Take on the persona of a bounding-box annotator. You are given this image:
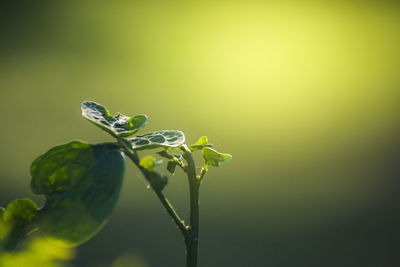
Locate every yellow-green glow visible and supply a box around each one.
[0,1,399,230]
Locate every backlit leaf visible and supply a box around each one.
[128,130,185,150]
[81,101,147,137]
[202,147,232,167]
[139,156,157,172]
[189,136,212,151]
[3,199,37,225]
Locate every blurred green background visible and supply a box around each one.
[1,1,399,266]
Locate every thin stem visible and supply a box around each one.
[153,190,190,241]
[182,146,201,267]
[118,139,191,241]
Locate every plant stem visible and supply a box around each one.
[118,139,190,241]
[120,139,201,267]
[183,147,200,267]
[153,190,191,241]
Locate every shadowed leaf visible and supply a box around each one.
[167,161,178,175]
[31,141,125,246]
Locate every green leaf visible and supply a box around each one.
[81,101,147,137]
[146,172,168,192]
[167,161,178,175]
[202,147,232,167]
[2,199,37,250]
[31,141,125,247]
[0,207,4,220]
[157,151,183,174]
[3,199,37,225]
[189,136,212,151]
[138,156,166,190]
[157,150,173,159]
[128,130,185,150]
[139,156,158,172]
[0,207,8,241]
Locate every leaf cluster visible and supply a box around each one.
[1,101,231,252]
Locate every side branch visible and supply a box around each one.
[118,139,191,242]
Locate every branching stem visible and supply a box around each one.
[118,139,191,242]
[120,139,201,267]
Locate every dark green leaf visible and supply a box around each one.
[31,141,125,247]
[128,130,185,150]
[202,147,232,167]
[157,151,183,174]
[2,199,37,225]
[157,150,173,159]
[189,136,212,151]
[81,101,147,137]
[0,207,9,242]
[167,161,178,175]
[146,172,168,191]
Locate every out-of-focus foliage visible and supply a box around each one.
[2,199,37,225]
[0,208,10,242]
[139,156,160,172]
[0,237,75,267]
[111,252,148,267]
[1,199,38,251]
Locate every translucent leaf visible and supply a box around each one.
[3,199,37,225]
[202,147,232,167]
[31,141,126,246]
[127,130,185,150]
[139,156,157,172]
[81,101,147,137]
[189,136,212,151]
[30,141,92,200]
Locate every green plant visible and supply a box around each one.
[0,101,231,267]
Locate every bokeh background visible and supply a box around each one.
[1,1,400,266]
